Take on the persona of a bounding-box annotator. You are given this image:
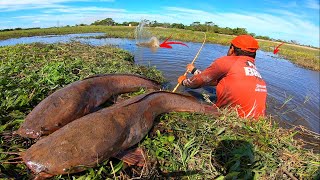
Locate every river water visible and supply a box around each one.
[0,33,319,133]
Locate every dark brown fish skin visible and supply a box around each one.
[17,74,160,138]
[22,91,219,178]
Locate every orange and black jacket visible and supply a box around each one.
[184,56,267,119]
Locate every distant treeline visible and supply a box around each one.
[0,18,315,48]
[89,18,306,46]
[91,18,255,36]
[0,27,41,32]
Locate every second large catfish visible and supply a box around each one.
[17,74,161,138]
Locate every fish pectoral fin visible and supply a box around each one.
[114,148,145,167]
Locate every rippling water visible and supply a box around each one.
[1,33,319,133]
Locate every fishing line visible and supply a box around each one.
[172,32,206,92]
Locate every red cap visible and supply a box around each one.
[231,35,259,52]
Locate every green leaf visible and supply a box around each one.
[215,175,225,180]
[168,135,175,142]
[216,127,226,136]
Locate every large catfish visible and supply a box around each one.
[17,74,161,138]
[136,36,160,48]
[21,91,219,179]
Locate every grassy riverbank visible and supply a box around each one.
[0,42,319,179]
[0,26,319,71]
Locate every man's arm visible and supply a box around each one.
[179,58,230,88]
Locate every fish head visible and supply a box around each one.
[16,121,43,139]
[16,116,60,139]
[21,151,55,179]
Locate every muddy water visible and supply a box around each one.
[0,33,319,133]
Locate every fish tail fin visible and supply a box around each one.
[115,148,145,167]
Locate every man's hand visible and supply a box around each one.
[178,75,187,85]
[186,64,195,73]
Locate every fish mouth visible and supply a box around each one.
[25,159,54,179]
[21,151,54,179]
[16,127,41,139]
[25,160,47,174]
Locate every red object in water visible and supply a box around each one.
[159,34,188,48]
[273,42,284,54]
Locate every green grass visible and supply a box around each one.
[141,111,319,179]
[0,25,319,71]
[0,42,164,179]
[0,42,319,179]
[0,26,135,40]
[0,42,164,116]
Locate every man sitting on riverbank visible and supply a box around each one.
[178,35,267,119]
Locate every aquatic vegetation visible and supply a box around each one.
[0,42,318,179]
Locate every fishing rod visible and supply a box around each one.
[172,32,206,92]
